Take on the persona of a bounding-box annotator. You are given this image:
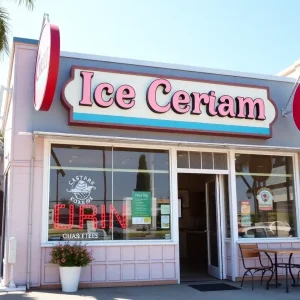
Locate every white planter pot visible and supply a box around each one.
[59,266,81,292]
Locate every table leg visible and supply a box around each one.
[289,253,297,287]
[265,252,281,288]
[286,266,289,293]
[275,253,278,287]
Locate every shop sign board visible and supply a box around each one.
[293,83,300,130]
[34,19,60,111]
[131,191,152,224]
[62,67,278,138]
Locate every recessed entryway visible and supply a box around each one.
[178,173,229,282]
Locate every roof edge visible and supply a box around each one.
[277,59,300,77]
[61,50,296,83]
[13,37,39,45]
[10,36,297,83]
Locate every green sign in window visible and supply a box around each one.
[132,191,152,224]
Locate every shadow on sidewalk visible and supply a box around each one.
[0,292,36,299]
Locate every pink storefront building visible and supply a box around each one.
[1,19,300,289]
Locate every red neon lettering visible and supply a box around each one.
[79,205,98,229]
[52,204,127,230]
[54,204,74,229]
[100,204,106,229]
[109,204,127,229]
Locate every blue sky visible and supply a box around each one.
[0,0,300,86]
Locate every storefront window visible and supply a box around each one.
[177,151,227,170]
[235,154,297,238]
[48,144,170,242]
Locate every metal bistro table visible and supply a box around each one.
[258,248,300,293]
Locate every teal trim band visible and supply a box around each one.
[73,112,270,135]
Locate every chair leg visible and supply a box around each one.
[286,266,289,293]
[266,269,274,290]
[261,270,266,285]
[249,271,254,290]
[241,271,248,287]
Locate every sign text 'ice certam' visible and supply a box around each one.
[62,67,278,138]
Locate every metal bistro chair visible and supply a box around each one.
[239,244,274,290]
[286,261,300,287]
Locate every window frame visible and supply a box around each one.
[232,150,300,243]
[42,139,176,246]
[41,140,300,247]
[176,149,230,174]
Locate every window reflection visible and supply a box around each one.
[48,145,171,242]
[236,154,297,238]
[177,151,189,168]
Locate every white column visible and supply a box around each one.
[170,147,180,283]
[293,154,300,238]
[229,150,239,281]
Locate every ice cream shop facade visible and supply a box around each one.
[2,20,300,289]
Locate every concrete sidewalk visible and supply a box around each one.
[1,281,300,300]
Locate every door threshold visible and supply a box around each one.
[180,280,220,285]
[180,277,220,283]
[180,279,227,285]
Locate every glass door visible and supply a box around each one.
[205,175,224,279]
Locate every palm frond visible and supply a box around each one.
[0,6,10,57]
[15,0,35,10]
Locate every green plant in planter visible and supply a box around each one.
[49,243,93,267]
